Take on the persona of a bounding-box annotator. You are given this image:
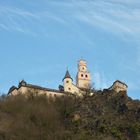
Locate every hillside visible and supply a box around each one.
[0,90,140,140]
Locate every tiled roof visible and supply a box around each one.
[113,80,128,87]
[25,83,67,94]
[8,82,68,95]
[109,80,128,90]
[8,86,17,94]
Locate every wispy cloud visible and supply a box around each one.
[51,0,140,42]
[93,71,110,89]
[0,5,68,36]
[0,5,38,35]
[71,1,140,40]
[104,0,140,5]
[0,23,9,30]
[0,0,140,40]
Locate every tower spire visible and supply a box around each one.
[63,70,73,81]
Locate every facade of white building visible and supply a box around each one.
[8,60,92,97]
[8,60,128,97]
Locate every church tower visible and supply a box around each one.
[76,60,91,89]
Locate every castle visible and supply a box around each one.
[8,60,128,97]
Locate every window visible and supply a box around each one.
[68,88,71,91]
[82,67,84,70]
[66,81,69,83]
[85,75,88,78]
[81,74,83,77]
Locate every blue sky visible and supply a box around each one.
[0,0,140,99]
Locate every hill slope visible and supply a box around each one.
[0,90,140,140]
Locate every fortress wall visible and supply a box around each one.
[10,89,18,95]
[111,81,127,93]
[11,86,65,97]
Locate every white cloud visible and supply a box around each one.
[0,5,39,35]
[0,23,9,30]
[93,71,109,89]
[0,5,67,35]
[72,1,140,40]
[50,0,140,41]
[104,0,140,5]
[0,0,140,40]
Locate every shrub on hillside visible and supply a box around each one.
[0,90,139,140]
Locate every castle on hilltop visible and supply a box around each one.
[8,60,128,97]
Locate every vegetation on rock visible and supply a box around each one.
[0,90,140,140]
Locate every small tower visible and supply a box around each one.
[76,60,91,89]
[63,70,73,92]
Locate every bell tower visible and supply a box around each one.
[76,60,91,89]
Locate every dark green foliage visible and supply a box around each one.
[0,90,140,140]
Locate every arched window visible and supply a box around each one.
[81,74,83,77]
[66,80,69,83]
[85,75,88,78]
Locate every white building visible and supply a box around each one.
[8,60,92,97]
[8,59,128,97]
[109,80,128,93]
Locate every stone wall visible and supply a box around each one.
[109,81,127,93]
[10,86,66,97]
